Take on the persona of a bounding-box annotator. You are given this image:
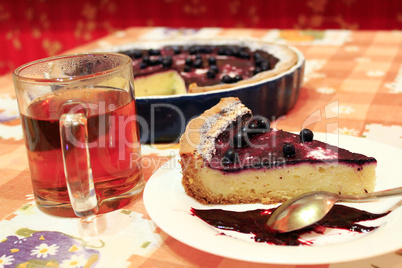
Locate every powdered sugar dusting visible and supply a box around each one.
[197,100,251,162]
[306,147,339,160]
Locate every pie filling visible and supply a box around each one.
[121,45,279,96]
[209,125,376,172]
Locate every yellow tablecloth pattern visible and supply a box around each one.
[0,27,401,267]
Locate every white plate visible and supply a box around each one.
[143,133,402,264]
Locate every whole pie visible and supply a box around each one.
[120,39,299,96]
[179,97,377,204]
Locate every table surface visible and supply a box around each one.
[0,27,401,267]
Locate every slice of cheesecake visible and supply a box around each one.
[179,97,377,204]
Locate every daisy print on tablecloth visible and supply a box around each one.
[331,105,355,115]
[0,229,99,267]
[0,254,15,268]
[316,86,336,94]
[60,254,87,268]
[334,127,360,136]
[366,70,385,77]
[30,243,59,258]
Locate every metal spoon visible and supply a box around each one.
[267,187,402,233]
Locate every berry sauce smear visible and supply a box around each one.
[191,204,389,246]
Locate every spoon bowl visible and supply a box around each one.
[267,186,402,233]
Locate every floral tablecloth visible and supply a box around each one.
[0,27,401,267]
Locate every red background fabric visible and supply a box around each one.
[0,0,401,75]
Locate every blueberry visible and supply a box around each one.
[218,47,233,56]
[185,57,193,66]
[222,148,238,165]
[231,47,240,56]
[195,54,202,60]
[253,67,262,75]
[162,56,173,68]
[194,58,203,68]
[200,46,212,54]
[183,65,191,72]
[142,56,150,64]
[129,49,143,59]
[239,51,250,59]
[260,61,270,71]
[171,46,181,54]
[300,129,314,142]
[248,121,259,130]
[206,69,216,79]
[257,118,270,130]
[233,131,247,148]
[225,48,234,56]
[189,46,198,54]
[149,56,163,66]
[139,62,147,69]
[240,125,248,133]
[208,56,217,65]
[254,58,265,66]
[217,48,226,55]
[209,65,219,73]
[247,118,269,135]
[283,143,295,156]
[221,75,234,83]
[148,49,161,56]
[234,75,243,82]
[254,52,263,61]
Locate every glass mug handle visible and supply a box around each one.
[59,105,98,217]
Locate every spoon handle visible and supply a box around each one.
[339,186,402,202]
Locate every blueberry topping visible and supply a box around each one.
[300,129,314,142]
[129,44,279,88]
[222,75,234,83]
[283,143,296,156]
[209,65,219,73]
[208,56,217,65]
[148,49,161,56]
[183,65,191,72]
[222,148,238,164]
[185,57,193,66]
[194,58,203,68]
[206,69,216,79]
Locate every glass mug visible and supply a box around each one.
[13,53,144,217]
